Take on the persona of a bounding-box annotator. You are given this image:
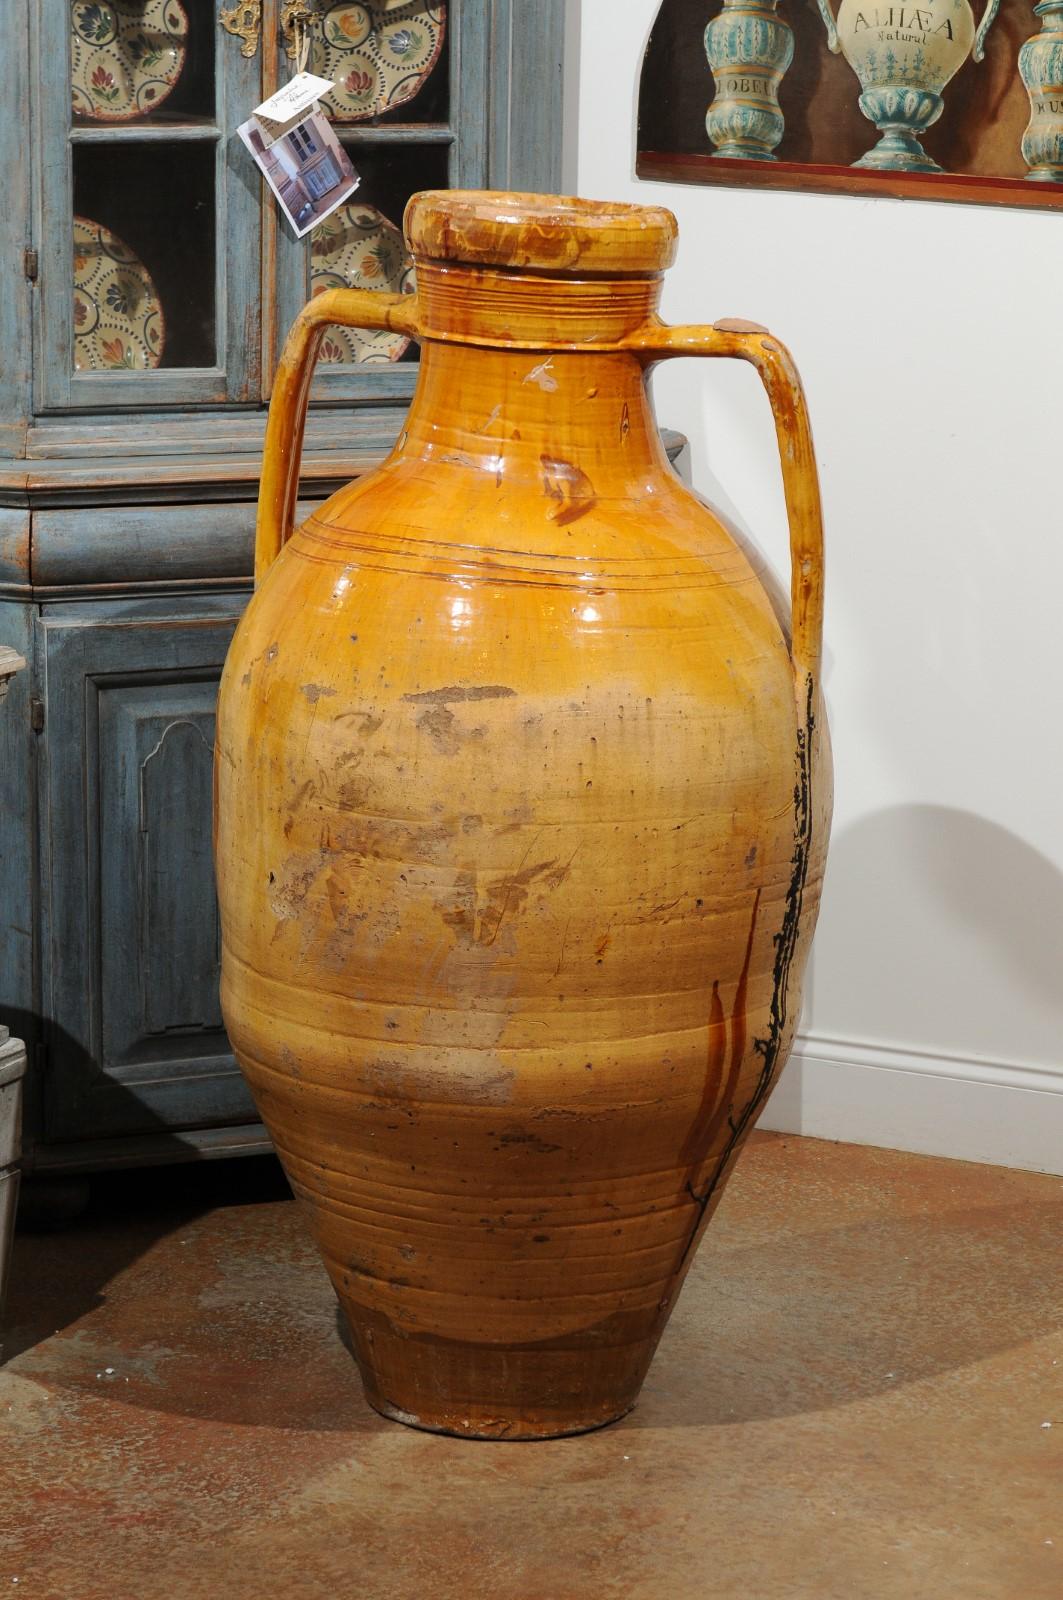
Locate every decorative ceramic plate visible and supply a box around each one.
[310,203,415,365]
[71,0,189,123]
[310,2,446,122]
[73,216,165,371]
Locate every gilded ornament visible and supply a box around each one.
[219,0,262,57]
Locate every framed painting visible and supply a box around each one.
[636,0,1063,209]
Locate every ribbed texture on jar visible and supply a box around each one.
[410,260,663,349]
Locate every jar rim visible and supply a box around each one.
[404,189,679,277]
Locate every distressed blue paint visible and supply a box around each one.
[0,605,36,1024]
[33,501,310,586]
[40,606,252,1142]
[485,0,565,190]
[0,513,30,590]
[0,603,40,1145]
[0,4,31,455]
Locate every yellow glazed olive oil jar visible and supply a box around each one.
[214,191,833,1440]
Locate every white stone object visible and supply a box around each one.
[0,647,25,704]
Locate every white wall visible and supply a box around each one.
[571,0,1063,1173]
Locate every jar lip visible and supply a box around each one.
[404,189,679,277]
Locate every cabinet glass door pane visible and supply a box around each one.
[310,142,449,374]
[73,142,217,370]
[270,0,488,402]
[38,0,261,409]
[71,0,215,124]
[309,1,449,125]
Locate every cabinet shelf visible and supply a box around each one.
[70,122,222,144]
[69,122,455,147]
[337,123,455,145]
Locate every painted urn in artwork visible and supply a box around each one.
[215,190,832,1439]
[1020,1,1063,181]
[817,0,1001,171]
[704,0,795,160]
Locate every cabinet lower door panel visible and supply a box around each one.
[42,607,256,1142]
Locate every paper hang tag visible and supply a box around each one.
[253,71,334,141]
[237,105,360,240]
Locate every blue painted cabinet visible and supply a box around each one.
[40,599,245,1147]
[0,2,565,1172]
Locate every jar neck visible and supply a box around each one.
[395,336,669,490]
[411,259,664,350]
[392,260,669,485]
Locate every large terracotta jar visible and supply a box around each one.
[215,191,832,1440]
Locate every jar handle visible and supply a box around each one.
[255,288,419,585]
[814,0,841,53]
[624,317,825,691]
[973,0,1001,61]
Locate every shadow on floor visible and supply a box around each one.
[5,1152,392,1435]
[636,1193,1063,1429]
[7,1153,290,1362]
[3,1004,273,1365]
[8,1147,1063,1435]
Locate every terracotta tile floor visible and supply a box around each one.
[2,1131,1060,1600]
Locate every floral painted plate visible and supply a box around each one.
[71,0,189,123]
[310,203,415,365]
[310,2,446,122]
[73,216,165,371]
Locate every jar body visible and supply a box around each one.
[836,0,975,92]
[216,319,831,1439]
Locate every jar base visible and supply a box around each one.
[342,1297,657,1441]
[711,145,779,162]
[365,1388,638,1441]
[854,149,942,174]
[1024,166,1063,182]
[854,128,942,174]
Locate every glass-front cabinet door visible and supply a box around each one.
[33,0,485,416]
[36,0,263,409]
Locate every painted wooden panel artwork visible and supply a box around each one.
[638,0,1063,208]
